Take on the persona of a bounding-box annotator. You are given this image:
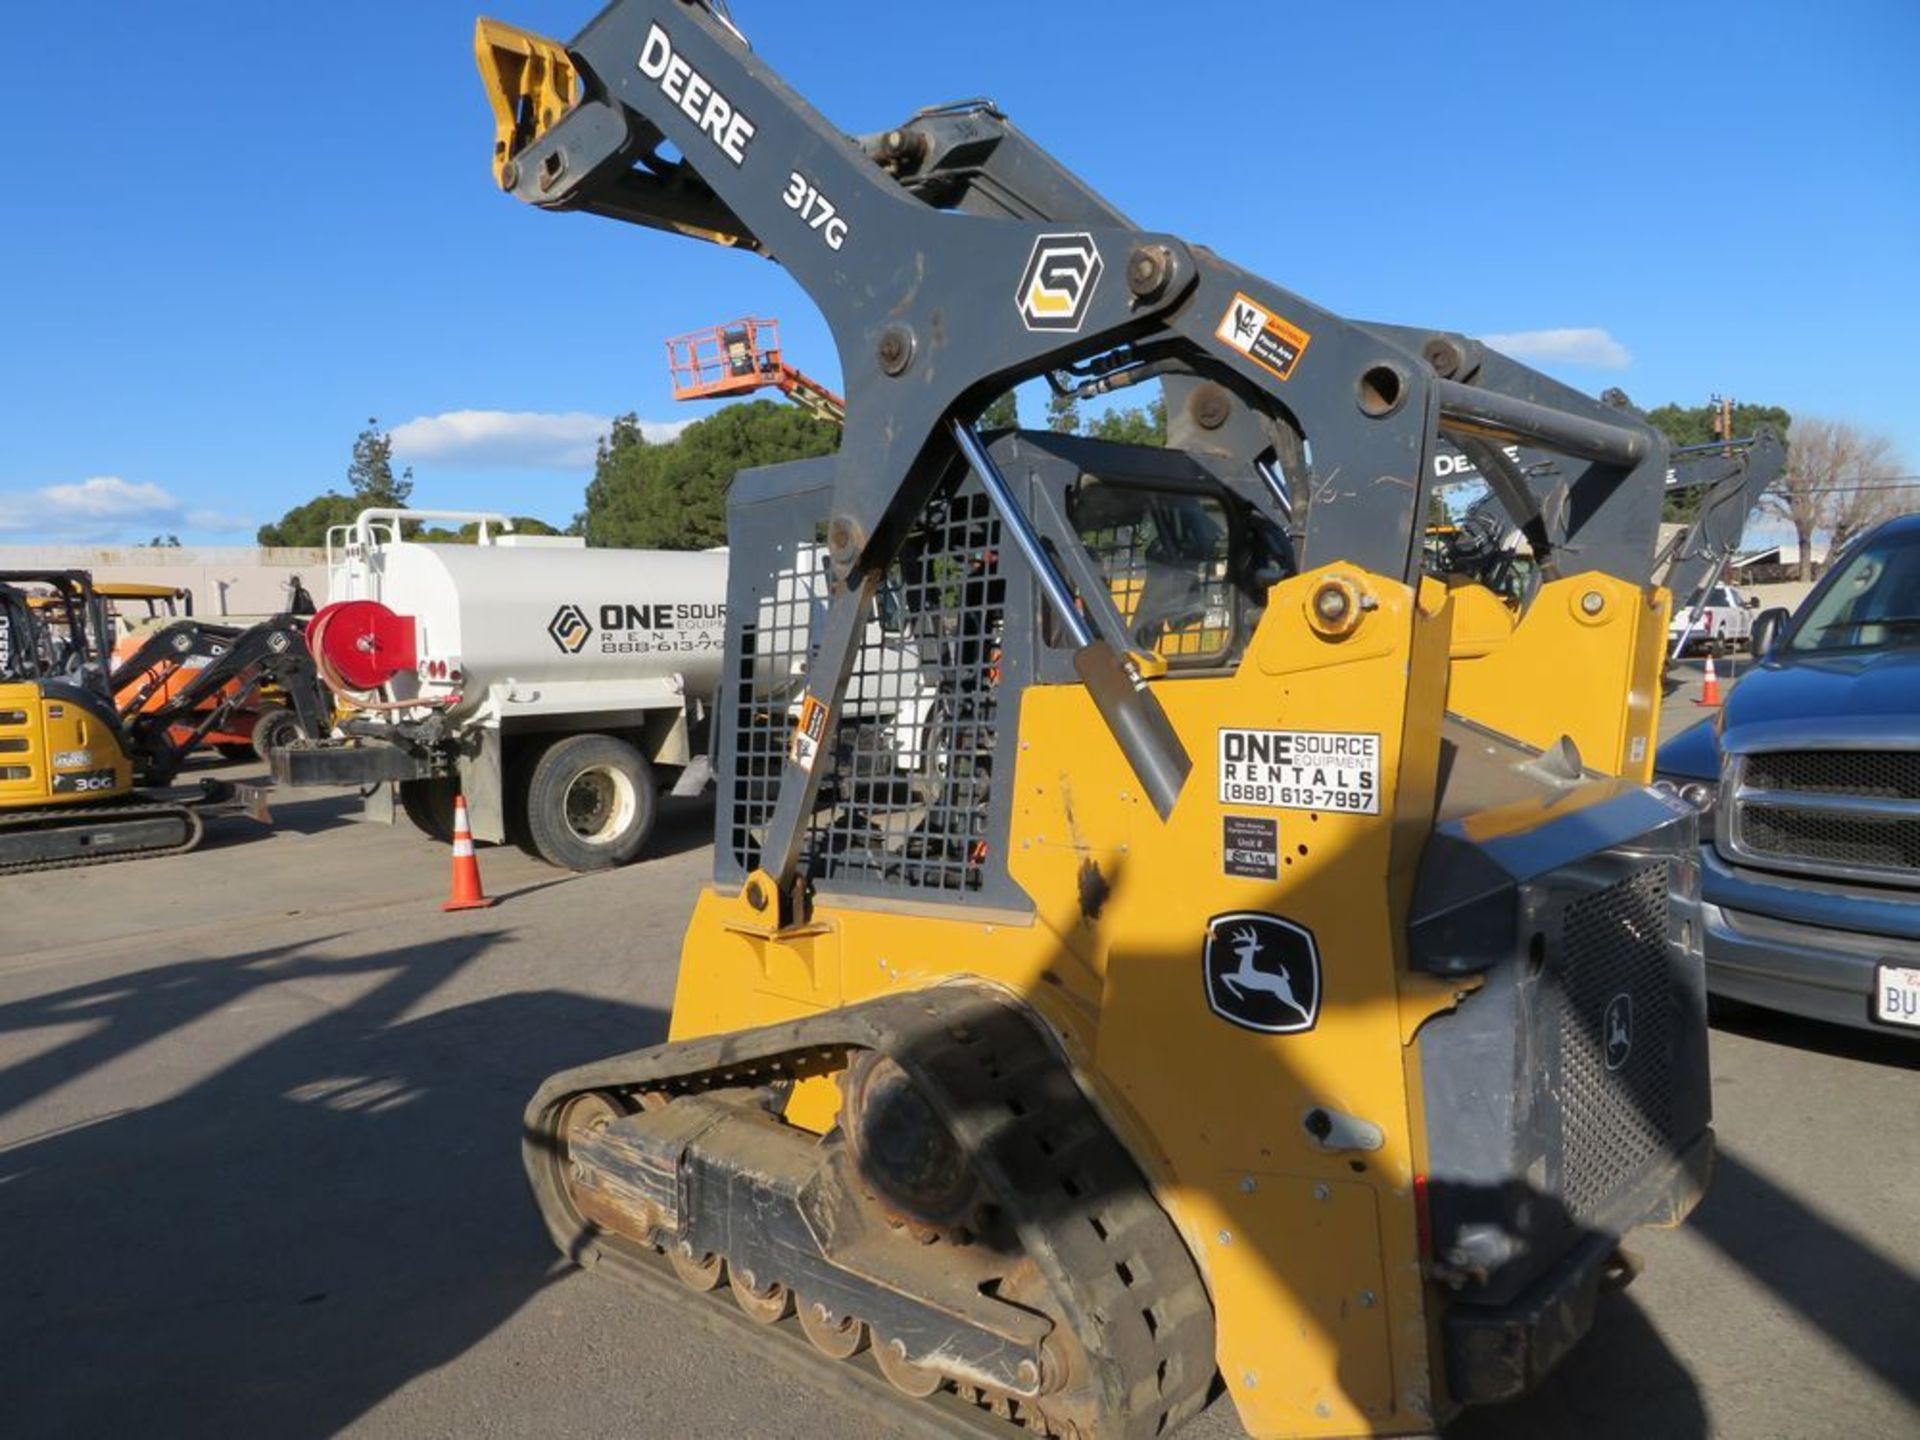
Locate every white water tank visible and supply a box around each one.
[322,511,726,719]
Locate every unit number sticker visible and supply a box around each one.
[1219,729,1381,814]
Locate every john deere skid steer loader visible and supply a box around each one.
[478,6,1711,1435]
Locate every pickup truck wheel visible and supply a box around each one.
[251,706,304,762]
[524,734,656,871]
[399,776,458,842]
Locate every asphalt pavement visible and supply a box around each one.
[1,686,1914,1440]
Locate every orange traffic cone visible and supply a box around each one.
[441,795,496,911]
[1696,652,1723,707]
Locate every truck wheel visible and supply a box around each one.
[524,734,656,871]
[251,706,304,762]
[399,776,458,842]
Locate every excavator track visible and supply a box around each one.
[524,984,1216,1439]
[0,800,203,875]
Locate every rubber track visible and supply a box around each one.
[0,801,203,876]
[524,984,1216,1439]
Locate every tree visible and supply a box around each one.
[1087,397,1167,447]
[414,517,563,543]
[1646,400,1793,522]
[1045,389,1081,435]
[1768,418,1907,580]
[257,493,363,548]
[346,417,413,509]
[258,417,416,547]
[140,534,182,548]
[979,391,1020,430]
[576,401,840,549]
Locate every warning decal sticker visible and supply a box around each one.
[1219,729,1381,814]
[1222,815,1279,880]
[1216,292,1311,382]
[790,695,830,772]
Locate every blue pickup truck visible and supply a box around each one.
[1656,513,1920,1036]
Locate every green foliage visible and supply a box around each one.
[413,517,563,544]
[1648,400,1792,522]
[979,391,1020,430]
[1646,401,1791,451]
[257,492,363,548]
[1040,391,1165,446]
[576,401,840,549]
[346,417,413,509]
[258,417,416,547]
[1086,397,1168,447]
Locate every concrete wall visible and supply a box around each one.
[0,545,327,617]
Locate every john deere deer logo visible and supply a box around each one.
[1203,911,1322,1034]
[1016,233,1103,332]
[1604,992,1633,1071]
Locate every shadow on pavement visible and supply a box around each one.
[1447,1291,1704,1438]
[0,932,669,1438]
[1689,1147,1920,1406]
[1711,999,1920,1071]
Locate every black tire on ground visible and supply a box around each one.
[251,705,304,762]
[522,733,656,872]
[399,775,458,842]
[216,743,256,763]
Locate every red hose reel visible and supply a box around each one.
[306,600,418,692]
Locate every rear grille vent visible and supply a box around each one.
[1744,749,1920,799]
[1556,863,1677,1222]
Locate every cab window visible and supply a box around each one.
[1069,478,1235,665]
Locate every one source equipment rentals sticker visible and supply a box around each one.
[1219,729,1381,814]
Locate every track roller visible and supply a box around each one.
[797,1297,867,1359]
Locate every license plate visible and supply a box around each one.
[1875,964,1920,1028]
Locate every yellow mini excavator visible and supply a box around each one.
[0,572,319,874]
[480,7,1717,1437]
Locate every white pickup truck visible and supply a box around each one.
[1669,581,1760,654]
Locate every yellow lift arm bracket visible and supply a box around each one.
[474,18,581,189]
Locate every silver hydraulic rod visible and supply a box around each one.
[1255,457,1294,524]
[948,419,1189,818]
[1670,550,1731,662]
[950,420,1094,648]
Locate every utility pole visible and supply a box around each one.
[1710,392,1735,456]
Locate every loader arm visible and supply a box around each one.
[478,1,1669,900]
[1658,426,1788,609]
[120,617,326,783]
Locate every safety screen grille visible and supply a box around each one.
[1745,749,1920,800]
[1555,863,1677,1222]
[725,490,1005,893]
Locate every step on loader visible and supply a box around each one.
[478,6,1712,1435]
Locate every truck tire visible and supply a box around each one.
[523,734,656,871]
[251,706,304,762]
[399,776,458,842]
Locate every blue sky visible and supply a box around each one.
[1,0,1914,544]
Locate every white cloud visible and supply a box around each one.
[1478,327,1631,370]
[389,409,688,471]
[38,476,177,520]
[0,476,252,543]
